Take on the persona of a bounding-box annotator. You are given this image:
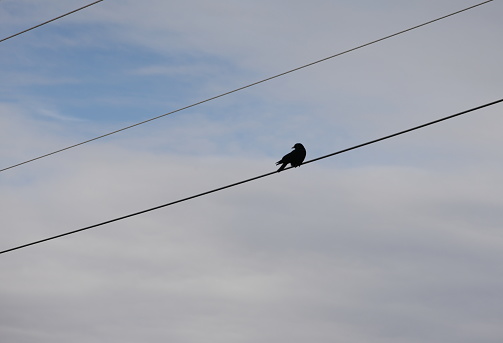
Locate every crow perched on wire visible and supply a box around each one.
[276,143,306,172]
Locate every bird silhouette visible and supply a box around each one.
[276,143,306,172]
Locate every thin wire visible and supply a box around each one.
[1,97,501,255]
[0,0,105,43]
[0,0,493,173]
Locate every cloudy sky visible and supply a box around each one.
[1,0,503,342]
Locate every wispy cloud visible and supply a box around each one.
[132,64,219,77]
[37,107,85,122]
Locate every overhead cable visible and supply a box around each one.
[0,0,105,43]
[0,0,494,173]
[1,97,501,255]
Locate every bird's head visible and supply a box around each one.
[292,143,304,150]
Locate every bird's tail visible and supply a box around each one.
[276,162,287,172]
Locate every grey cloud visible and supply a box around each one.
[1,1,503,342]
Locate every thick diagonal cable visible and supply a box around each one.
[0,0,493,173]
[0,0,105,43]
[1,97,501,255]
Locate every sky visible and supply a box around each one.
[1,0,503,342]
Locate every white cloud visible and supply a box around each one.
[1,1,503,342]
[132,64,218,77]
[2,135,503,342]
[37,107,85,122]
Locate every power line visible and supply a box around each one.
[0,0,493,173]
[0,0,105,43]
[1,97,501,256]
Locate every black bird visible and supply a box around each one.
[276,143,306,172]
